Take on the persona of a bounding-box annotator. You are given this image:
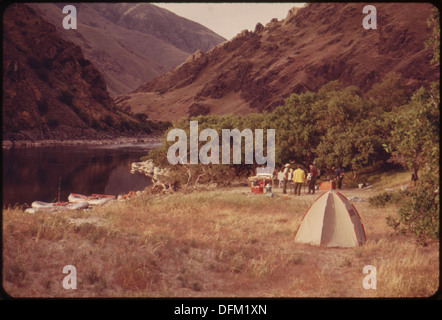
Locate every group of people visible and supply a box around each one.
[280,163,344,195]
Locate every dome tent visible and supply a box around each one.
[294,190,366,247]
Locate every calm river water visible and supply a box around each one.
[2,143,159,207]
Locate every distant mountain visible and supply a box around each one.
[2,4,140,141]
[29,3,226,96]
[115,3,439,121]
[88,3,225,54]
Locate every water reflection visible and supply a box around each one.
[2,144,156,207]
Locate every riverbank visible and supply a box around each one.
[2,178,439,298]
[3,141,159,207]
[2,134,162,149]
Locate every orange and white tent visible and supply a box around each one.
[294,190,366,247]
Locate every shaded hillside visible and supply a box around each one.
[2,4,140,141]
[29,3,226,96]
[89,3,225,54]
[116,3,439,121]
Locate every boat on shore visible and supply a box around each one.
[25,200,89,213]
[68,193,115,206]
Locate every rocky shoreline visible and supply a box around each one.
[2,134,163,149]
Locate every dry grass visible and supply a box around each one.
[2,182,439,298]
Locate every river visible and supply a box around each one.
[2,143,160,207]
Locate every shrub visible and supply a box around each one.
[387,187,439,241]
[35,68,49,82]
[135,112,148,122]
[26,56,52,82]
[147,120,172,132]
[393,168,439,239]
[138,122,152,134]
[37,99,49,115]
[384,164,439,242]
[71,106,90,126]
[369,189,412,207]
[78,58,91,67]
[370,192,395,207]
[120,119,138,131]
[47,118,59,127]
[91,119,101,130]
[103,115,115,127]
[14,19,26,28]
[58,90,74,106]
[26,57,42,69]
[42,58,53,70]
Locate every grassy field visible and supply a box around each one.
[2,173,439,298]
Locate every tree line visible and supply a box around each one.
[148,9,439,241]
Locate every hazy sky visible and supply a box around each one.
[154,3,306,40]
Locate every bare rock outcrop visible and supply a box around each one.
[131,160,173,193]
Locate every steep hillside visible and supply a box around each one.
[2,4,139,141]
[29,3,226,96]
[116,3,439,121]
[88,3,226,54]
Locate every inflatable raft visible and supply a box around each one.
[25,201,89,213]
[68,193,115,206]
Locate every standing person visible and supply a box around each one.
[333,166,344,189]
[308,164,318,194]
[293,165,306,196]
[411,169,418,187]
[282,163,291,194]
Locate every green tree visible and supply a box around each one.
[366,71,410,112]
[389,86,439,179]
[311,82,380,173]
[384,8,440,241]
[425,7,440,65]
[270,90,323,166]
[315,117,388,178]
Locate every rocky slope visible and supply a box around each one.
[116,3,439,121]
[2,4,140,141]
[29,3,226,96]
